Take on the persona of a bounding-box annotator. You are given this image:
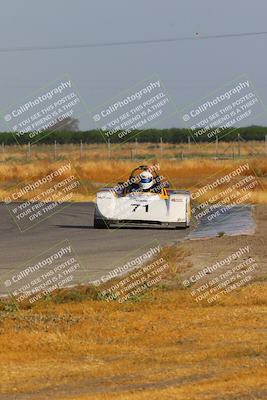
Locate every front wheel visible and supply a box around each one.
[93,212,109,228]
[174,221,188,229]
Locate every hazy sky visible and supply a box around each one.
[0,0,267,130]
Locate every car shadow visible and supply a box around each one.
[56,224,188,231]
[56,225,94,229]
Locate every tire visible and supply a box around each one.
[93,217,109,229]
[175,223,188,229]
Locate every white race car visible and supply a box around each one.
[94,165,191,229]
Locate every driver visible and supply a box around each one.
[139,171,154,191]
[129,170,168,193]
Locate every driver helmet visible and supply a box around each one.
[139,171,154,191]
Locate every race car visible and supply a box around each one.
[94,165,191,229]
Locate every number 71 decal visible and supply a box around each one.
[131,204,149,212]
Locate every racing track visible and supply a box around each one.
[0,202,189,293]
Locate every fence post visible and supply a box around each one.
[28,142,31,160]
[80,140,83,160]
[54,140,57,160]
[108,139,111,159]
[188,136,191,155]
[160,137,163,158]
[237,133,241,158]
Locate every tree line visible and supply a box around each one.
[0,126,266,144]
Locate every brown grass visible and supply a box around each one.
[1,283,267,399]
[0,143,267,204]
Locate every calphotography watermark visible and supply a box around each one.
[0,240,83,305]
[4,162,86,231]
[183,245,258,304]
[1,75,87,144]
[91,75,176,144]
[94,163,170,231]
[190,162,260,231]
[179,76,266,142]
[92,241,170,302]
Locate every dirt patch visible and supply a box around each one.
[179,204,267,286]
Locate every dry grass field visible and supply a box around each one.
[1,280,267,399]
[0,142,267,203]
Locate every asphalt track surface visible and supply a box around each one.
[0,202,190,294]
